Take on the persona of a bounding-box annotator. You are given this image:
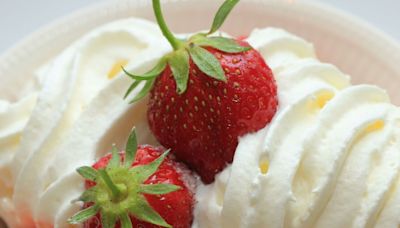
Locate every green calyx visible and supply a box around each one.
[68,128,180,228]
[124,0,250,103]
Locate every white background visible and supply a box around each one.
[0,0,399,53]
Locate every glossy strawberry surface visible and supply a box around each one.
[148,41,278,183]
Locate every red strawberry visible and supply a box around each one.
[68,129,195,228]
[147,43,277,183]
[124,0,278,183]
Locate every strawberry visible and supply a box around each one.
[147,44,277,183]
[68,129,195,228]
[124,0,278,183]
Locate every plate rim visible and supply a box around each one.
[1,0,399,61]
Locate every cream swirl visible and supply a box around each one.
[193,28,400,228]
[0,93,38,225]
[0,18,170,227]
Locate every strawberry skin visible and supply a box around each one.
[83,146,195,228]
[148,40,278,183]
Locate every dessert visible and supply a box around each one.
[0,0,400,227]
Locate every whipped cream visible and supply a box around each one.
[0,93,38,223]
[193,28,400,228]
[1,18,400,228]
[0,18,170,227]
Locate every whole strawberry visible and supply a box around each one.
[68,129,195,228]
[124,0,278,183]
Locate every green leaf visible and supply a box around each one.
[195,37,251,53]
[129,196,171,228]
[77,166,98,181]
[68,205,99,224]
[108,144,120,168]
[140,184,181,195]
[124,59,165,101]
[169,49,190,94]
[129,79,155,104]
[208,0,240,34]
[120,213,133,228]
[101,211,117,228]
[79,188,97,202]
[189,45,226,81]
[122,59,166,81]
[124,127,138,168]
[124,80,141,99]
[130,150,170,183]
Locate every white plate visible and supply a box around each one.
[1,0,400,104]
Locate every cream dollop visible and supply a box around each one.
[0,18,170,227]
[193,28,400,228]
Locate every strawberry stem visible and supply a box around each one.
[152,0,181,50]
[98,169,122,200]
